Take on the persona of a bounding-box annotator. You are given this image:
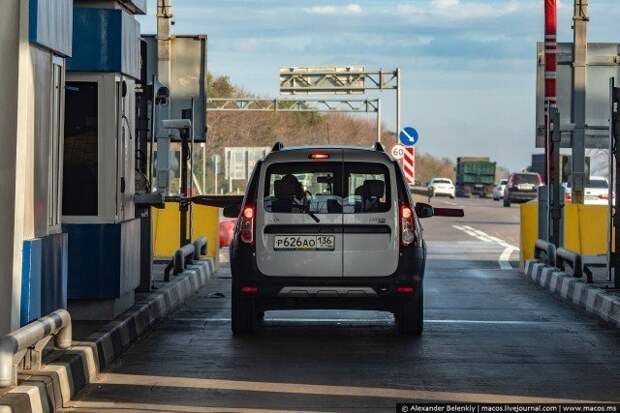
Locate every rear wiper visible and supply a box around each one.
[297,201,320,223]
[304,205,321,223]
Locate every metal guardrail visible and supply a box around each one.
[193,236,207,261]
[0,309,72,387]
[535,239,557,266]
[164,243,196,282]
[556,247,584,280]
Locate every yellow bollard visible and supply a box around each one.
[152,203,221,266]
[563,204,609,255]
[519,203,539,270]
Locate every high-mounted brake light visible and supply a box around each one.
[240,203,256,245]
[399,204,416,247]
[240,285,258,294]
[309,153,330,160]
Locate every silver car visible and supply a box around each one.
[225,143,462,336]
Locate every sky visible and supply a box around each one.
[137,0,620,171]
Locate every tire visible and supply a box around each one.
[231,289,257,335]
[395,288,423,336]
[503,198,511,208]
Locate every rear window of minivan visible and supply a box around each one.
[264,162,391,214]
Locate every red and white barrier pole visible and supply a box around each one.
[544,0,558,185]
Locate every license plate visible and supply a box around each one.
[273,235,335,251]
[518,184,534,191]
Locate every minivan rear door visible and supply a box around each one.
[342,155,399,277]
[256,149,344,277]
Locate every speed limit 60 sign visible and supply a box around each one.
[391,144,405,160]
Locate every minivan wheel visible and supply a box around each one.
[395,289,423,336]
[231,290,257,335]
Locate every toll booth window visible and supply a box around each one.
[343,163,391,214]
[264,163,343,214]
[63,82,98,216]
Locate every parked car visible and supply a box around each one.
[503,172,542,207]
[225,143,463,336]
[219,218,236,247]
[493,179,508,201]
[428,177,455,199]
[564,176,610,205]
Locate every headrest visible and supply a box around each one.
[362,180,384,198]
[277,174,302,199]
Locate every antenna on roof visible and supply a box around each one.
[272,142,284,152]
[373,142,385,153]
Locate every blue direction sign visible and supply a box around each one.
[399,127,419,146]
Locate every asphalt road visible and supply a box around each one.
[62,197,620,412]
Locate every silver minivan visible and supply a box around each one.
[225,143,462,336]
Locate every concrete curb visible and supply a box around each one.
[0,258,214,413]
[524,260,620,328]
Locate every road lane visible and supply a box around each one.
[62,198,620,412]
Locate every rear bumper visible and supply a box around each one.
[230,242,426,312]
[508,191,537,202]
[432,188,455,196]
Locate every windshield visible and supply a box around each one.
[433,179,452,184]
[514,174,538,184]
[264,162,391,214]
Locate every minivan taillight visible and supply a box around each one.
[240,203,255,245]
[399,204,416,247]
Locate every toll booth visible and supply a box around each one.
[62,0,146,320]
[17,0,74,327]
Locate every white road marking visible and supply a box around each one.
[90,373,603,404]
[452,225,519,270]
[452,225,492,242]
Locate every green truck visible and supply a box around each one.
[455,157,497,198]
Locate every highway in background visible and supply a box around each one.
[62,197,620,413]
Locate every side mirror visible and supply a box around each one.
[434,207,465,217]
[223,204,241,218]
[415,203,434,219]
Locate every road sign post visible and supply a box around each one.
[398,127,418,186]
[391,144,405,160]
[403,147,416,186]
[399,127,419,147]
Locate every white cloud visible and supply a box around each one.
[304,4,362,16]
[396,0,522,21]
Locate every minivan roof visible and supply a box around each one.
[265,144,392,163]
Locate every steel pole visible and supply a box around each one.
[544,0,558,186]
[214,155,219,194]
[202,144,206,194]
[377,98,382,142]
[572,0,588,204]
[396,68,401,141]
[610,80,620,289]
[550,107,562,246]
